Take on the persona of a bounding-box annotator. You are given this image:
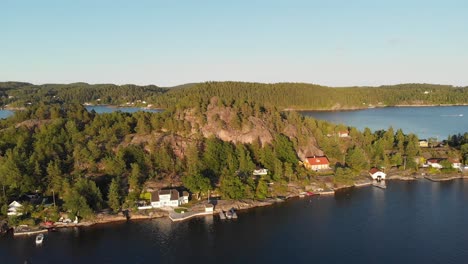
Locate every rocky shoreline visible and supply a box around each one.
[10,173,468,235]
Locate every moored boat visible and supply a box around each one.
[35,233,44,245]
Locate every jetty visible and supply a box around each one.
[169,211,213,222]
[14,229,48,237]
[318,190,335,195]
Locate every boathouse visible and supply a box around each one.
[369,168,386,180]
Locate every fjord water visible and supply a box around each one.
[301,106,468,139]
[84,105,162,114]
[0,106,161,119]
[3,180,468,264]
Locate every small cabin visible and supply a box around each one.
[253,168,268,176]
[205,204,214,213]
[369,168,386,180]
[419,139,429,148]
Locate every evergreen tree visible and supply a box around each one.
[107,177,121,213]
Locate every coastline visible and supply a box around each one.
[10,173,468,236]
[286,103,468,112]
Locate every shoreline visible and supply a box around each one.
[287,103,468,112]
[9,174,468,235]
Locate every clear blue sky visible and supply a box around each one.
[1,0,468,87]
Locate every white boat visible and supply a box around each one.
[35,234,44,245]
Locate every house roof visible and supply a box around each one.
[306,156,329,166]
[205,204,214,208]
[427,158,444,164]
[182,191,189,197]
[170,189,179,201]
[151,191,160,202]
[369,168,381,174]
[159,189,172,195]
[8,201,22,208]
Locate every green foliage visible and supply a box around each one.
[255,179,269,199]
[219,171,245,199]
[181,172,211,199]
[345,146,369,172]
[333,167,356,186]
[107,177,121,213]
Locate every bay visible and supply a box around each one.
[0,106,162,119]
[301,106,468,139]
[3,180,468,264]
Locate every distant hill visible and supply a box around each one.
[152,82,468,110]
[1,81,467,110]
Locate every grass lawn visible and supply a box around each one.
[174,207,188,213]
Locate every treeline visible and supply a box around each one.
[1,81,468,110]
[0,82,167,107]
[447,133,468,163]
[152,82,468,110]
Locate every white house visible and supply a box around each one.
[253,168,268,176]
[369,168,386,180]
[7,201,23,216]
[179,191,189,205]
[150,189,188,208]
[427,158,444,169]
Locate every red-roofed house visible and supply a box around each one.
[305,156,330,171]
[369,168,386,180]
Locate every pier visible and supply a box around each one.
[169,211,213,222]
[13,229,48,237]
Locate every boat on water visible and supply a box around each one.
[219,211,226,220]
[35,234,44,245]
[225,210,233,219]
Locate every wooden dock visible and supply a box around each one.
[169,211,213,222]
[13,229,48,236]
[318,190,335,195]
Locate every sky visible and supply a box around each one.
[1,0,468,87]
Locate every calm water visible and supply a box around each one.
[0,110,14,119]
[0,106,162,119]
[85,106,163,114]
[301,106,468,139]
[3,180,468,264]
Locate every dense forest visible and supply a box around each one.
[1,81,468,110]
[0,82,168,107]
[1,94,453,225]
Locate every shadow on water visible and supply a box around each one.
[3,180,468,264]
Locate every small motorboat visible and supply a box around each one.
[35,234,44,245]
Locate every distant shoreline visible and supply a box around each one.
[286,103,468,112]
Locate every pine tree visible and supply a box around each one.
[107,177,121,213]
